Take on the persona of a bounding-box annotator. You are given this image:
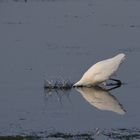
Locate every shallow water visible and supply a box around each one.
[0,0,140,139]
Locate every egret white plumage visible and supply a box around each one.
[73,53,125,87]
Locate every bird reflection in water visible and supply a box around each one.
[44,84,126,115]
[76,85,126,115]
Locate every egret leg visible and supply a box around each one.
[107,84,121,91]
[107,78,122,86]
[110,78,122,85]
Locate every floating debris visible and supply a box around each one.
[44,79,73,90]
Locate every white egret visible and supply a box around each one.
[73,53,125,87]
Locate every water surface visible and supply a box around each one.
[0,0,140,139]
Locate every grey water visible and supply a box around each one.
[0,0,140,139]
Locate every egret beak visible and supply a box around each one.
[73,83,78,87]
[73,82,83,88]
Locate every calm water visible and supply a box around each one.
[0,0,140,139]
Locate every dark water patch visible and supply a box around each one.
[103,128,140,139]
[2,21,23,25]
[12,0,27,3]
[63,14,95,20]
[0,135,40,140]
[118,47,140,53]
[44,42,94,56]
[66,51,93,56]
[100,23,125,28]
[65,45,81,50]
[1,128,140,140]
[46,132,94,140]
[24,67,33,71]
[129,24,140,28]
[45,42,82,51]
[1,0,83,3]
[123,0,140,2]
[100,23,140,29]
[19,118,26,121]
[129,16,140,19]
